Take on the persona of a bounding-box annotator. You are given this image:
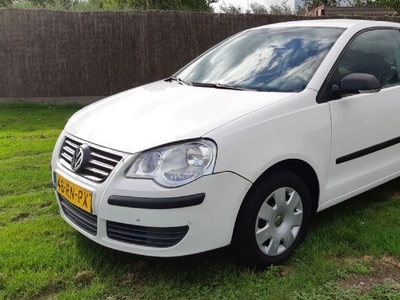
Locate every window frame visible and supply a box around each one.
[316,27,400,104]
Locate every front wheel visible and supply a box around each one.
[233,170,312,269]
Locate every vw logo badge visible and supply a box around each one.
[71,144,90,172]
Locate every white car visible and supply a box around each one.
[52,19,400,268]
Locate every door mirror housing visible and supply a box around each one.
[332,73,382,96]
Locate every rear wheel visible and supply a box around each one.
[233,170,312,269]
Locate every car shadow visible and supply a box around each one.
[74,176,400,277]
[75,233,240,277]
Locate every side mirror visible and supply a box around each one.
[332,73,382,96]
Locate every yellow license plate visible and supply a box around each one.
[56,173,93,213]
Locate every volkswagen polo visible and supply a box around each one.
[52,19,400,268]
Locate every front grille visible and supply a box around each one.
[107,221,189,248]
[60,197,98,235]
[59,137,122,182]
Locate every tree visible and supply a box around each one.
[11,0,217,11]
[269,1,293,14]
[377,0,400,12]
[248,2,269,14]
[299,0,339,10]
[219,1,245,14]
[99,0,212,10]
[11,0,79,9]
[148,0,217,11]
[0,0,12,7]
[300,0,392,12]
[352,0,378,6]
[219,1,294,15]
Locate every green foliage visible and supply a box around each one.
[151,0,217,11]
[378,0,400,12]
[100,0,141,10]
[352,0,378,7]
[299,0,383,10]
[8,0,37,7]
[0,0,12,7]
[297,0,383,12]
[218,1,245,14]
[300,0,339,9]
[11,0,88,9]
[270,1,294,14]
[10,0,217,11]
[248,2,269,14]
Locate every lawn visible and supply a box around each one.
[1,102,400,299]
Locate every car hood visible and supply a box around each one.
[65,80,294,154]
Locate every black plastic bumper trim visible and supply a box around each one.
[108,193,205,209]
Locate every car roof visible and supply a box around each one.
[255,19,400,30]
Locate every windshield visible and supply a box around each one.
[176,26,345,92]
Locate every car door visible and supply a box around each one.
[323,28,400,203]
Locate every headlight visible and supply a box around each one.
[126,139,217,187]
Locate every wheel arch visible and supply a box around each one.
[231,158,320,267]
[234,158,320,230]
[268,159,320,214]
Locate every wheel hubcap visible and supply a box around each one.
[255,187,303,256]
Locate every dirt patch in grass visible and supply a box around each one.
[339,256,400,292]
[10,212,30,222]
[74,270,96,286]
[117,260,148,287]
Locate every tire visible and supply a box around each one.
[233,170,312,269]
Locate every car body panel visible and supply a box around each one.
[326,85,400,202]
[52,134,252,256]
[65,81,294,154]
[208,88,330,204]
[51,19,400,258]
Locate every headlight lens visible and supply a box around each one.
[126,140,217,187]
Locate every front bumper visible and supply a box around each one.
[52,133,251,257]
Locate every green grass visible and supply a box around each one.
[1,102,400,299]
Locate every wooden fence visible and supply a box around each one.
[0,9,399,98]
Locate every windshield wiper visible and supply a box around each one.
[167,76,191,86]
[167,78,253,91]
[191,82,250,91]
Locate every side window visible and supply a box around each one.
[337,29,400,88]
